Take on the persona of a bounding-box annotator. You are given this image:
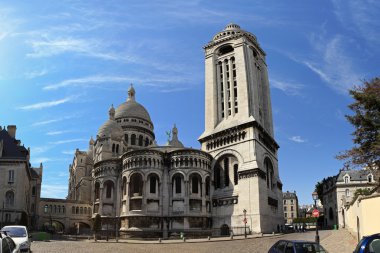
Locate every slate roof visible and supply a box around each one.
[337,169,372,182]
[283,191,298,199]
[0,129,28,160]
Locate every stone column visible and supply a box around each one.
[202,181,206,214]
[98,187,104,215]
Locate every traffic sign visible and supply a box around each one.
[312,209,320,218]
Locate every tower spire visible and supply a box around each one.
[128,83,136,101]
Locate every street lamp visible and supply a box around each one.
[243,209,247,238]
[312,191,320,244]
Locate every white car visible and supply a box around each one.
[0,231,20,253]
[1,226,30,253]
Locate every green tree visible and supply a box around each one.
[337,78,380,176]
[92,214,101,242]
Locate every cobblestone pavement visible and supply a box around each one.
[31,229,357,253]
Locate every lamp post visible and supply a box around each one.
[312,191,320,244]
[243,209,247,238]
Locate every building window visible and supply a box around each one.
[191,175,200,194]
[291,206,294,211]
[290,199,293,204]
[265,158,274,189]
[138,135,143,146]
[233,164,238,185]
[174,175,182,194]
[284,200,286,204]
[105,181,114,198]
[284,213,287,218]
[125,134,129,144]
[95,182,100,200]
[345,189,350,197]
[150,175,157,194]
[284,206,287,211]
[206,177,210,196]
[8,170,15,183]
[131,134,136,145]
[5,191,14,207]
[145,137,149,147]
[44,205,49,213]
[291,213,294,218]
[32,186,36,196]
[344,176,349,184]
[224,158,229,187]
[72,206,75,214]
[368,175,373,183]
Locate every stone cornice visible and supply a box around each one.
[238,168,266,180]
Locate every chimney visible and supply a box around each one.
[7,125,16,138]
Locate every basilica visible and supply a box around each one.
[67,23,284,237]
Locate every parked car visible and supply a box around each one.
[353,233,380,253]
[1,226,31,253]
[268,240,328,253]
[0,231,20,253]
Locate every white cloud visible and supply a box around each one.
[31,157,52,164]
[49,138,88,145]
[270,79,304,96]
[18,96,74,110]
[32,115,77,126]
[61,150,76,155]
[289,136,307,143]
[46,130,71,136]
[24,69,48,79]
[41,184,68,199]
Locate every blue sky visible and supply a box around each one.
[0,1,379,205]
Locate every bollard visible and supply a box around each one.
[208,236,211,241]
[183,237,186,242]
[230,234,233,240]
[159,238,162,243]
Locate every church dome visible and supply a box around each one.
[115,85,152,123]
[97,105,124,140]
[211,23,257,43]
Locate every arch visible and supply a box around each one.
[147,173,160,194]
[122,177,127,196]
[213,154,238,189]
[104,180,114,199]
[129,173,143,196]
[94,182,100,200]
[172,173,184,195]
[217,44,234,56]
[264,157,274,189]
[220,224,230,236]
[189,173,202,196]
[43,220,65,233]
[131,134,136,145]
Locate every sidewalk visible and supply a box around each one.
[321,229,357,253]
[91,233,282,244]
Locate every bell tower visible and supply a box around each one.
[199,24,283,233]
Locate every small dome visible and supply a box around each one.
[115,84,152,123]
[211,23,256,43]
[225,23,241,31]
[97,105,124,140]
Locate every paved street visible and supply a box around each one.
[31,229,357,253]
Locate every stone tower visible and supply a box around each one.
[199,24,283,233]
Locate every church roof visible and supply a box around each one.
[115,85,152,123]
[0,128,28,160]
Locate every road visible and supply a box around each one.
[31,229,357,253]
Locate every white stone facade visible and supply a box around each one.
[66,24,284,237]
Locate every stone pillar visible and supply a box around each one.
[143,179,147,212]
[202,181,206,214]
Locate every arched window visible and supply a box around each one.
[214,165,221,189]
[344,175,350,184]
[206,177,210,196]
[80,207,83,214]
[105,181,114,199]
[138,135,143,146]
[122,177,127,196]
[368,174,373,183]
[233,164,238,185]
[218,45,234,55]
[131,134,136,145]
[116,144,119,153]
[345,189,350,197]
[173,174,182,194]
[264,158,274,189]
[32,186,36,196]
[145,137,149,147]
[224,158,229,187]
[5,191,14,207]
[149,174,158,194]
[112,143,115,153]
[125,134,129,144]
[95,182,100,200]
[44,205,49,213]
[130,174,143,196]
[62,206,65,214]
[191,174,201,195]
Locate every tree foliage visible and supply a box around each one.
[337,78,380,171]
